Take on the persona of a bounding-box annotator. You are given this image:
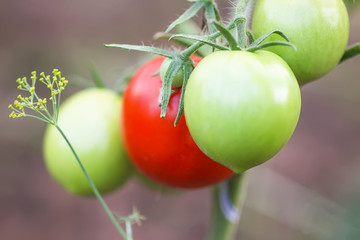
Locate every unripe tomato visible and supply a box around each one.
[122,56,234,188]
[43,88,131,196]
[160,58,184,88]
[184,50,301,173]
[252,0,349,85]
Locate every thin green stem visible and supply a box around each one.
[209,173,248,240]
[33,91,53,120]
[340,43,360,64]
[56,91,61,124]
[55,125,129,240]
[234,0,250,48]
[25,114,53,124]
[235,18,247,49]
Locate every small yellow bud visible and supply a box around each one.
[29,87,35,93]
[9,112,16,118]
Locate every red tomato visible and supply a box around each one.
[122,56,234,188]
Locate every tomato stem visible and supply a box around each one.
[209,173,248,240]
[234,0,250,48]
[55,125,130,240]
[340,43,360,64]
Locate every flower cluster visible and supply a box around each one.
[8,69,68,125]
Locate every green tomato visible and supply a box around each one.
[252,0,349,85]
[43,88,131,196]
[160,58,184,88]
[184,50,301,173]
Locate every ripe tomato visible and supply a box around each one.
[121,56,234,188]
[184,50,301,173]
[252,0,349,85]
[43,88,131,196]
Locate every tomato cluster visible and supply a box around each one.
[42,0,351,194]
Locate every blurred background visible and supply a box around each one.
[1,0,360,239]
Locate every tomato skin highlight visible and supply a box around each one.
[252,0,349,85]
[43,88,131,196]
[122,56,234,188]
[184,50,301,173]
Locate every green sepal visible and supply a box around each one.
[212,1,221,21]
[166,1,205,33]
[204,3,218,34]
[247,41,296,52]
[246,29,255,45]
[245,30,295,52]
[160,57,184,118]
[170,34,229,50]
[213,21,239,50]
[105,44,174,58]
[248,30,290,49]
[174,62,193,126]
[154,32,210,58]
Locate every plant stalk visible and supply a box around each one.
[209,173,248,240]
[55,125,129,240]
[340,43,360,64]
[234,0,250,48]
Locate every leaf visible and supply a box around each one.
[105,44,174,58]
[166,1,205,33]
